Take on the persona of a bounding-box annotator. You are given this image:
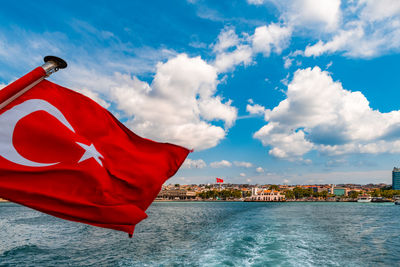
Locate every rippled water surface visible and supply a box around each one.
[1,202,400,266]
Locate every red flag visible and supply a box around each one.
[216,178,224,183]
[0,67,189,236]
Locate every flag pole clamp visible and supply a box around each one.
[42,56,68,76]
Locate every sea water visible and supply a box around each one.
[0,201,399,266]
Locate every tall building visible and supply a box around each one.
[392,167,400,190]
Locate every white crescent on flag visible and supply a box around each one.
[0,99,76,167]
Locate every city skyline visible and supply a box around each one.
[1,1,400,185]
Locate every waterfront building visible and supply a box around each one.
[311,186,328,193]
[393,167,400,190]
[329,184,349,196]
[156,189,196,200]
[333,187,348,196]
[250,188,285,201]
[240,188,251,197]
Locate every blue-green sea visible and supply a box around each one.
[1,201,400,266]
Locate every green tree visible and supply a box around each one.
[284,190,295,199]
[292,187,313,199]
[197,189,244,200]
[269,185,280,191]
[371,189,381,197]
[348,191,359,199]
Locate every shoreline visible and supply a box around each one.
[154,199,395,203]
[1,199,394,203]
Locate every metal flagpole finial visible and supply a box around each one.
[42,56,68,76]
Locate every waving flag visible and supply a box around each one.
[0,59,190,236]
[216,178,224,183]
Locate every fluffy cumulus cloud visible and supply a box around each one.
[247,0,400,58]
[210,160,232,168]
[256,167,265,173]
[214,45,253,73]
[303,0,400,58]
[249,66,400,160]
[234,161,253,168]
[182,158,207,169]
[213,24,292,72]
[246,100,267,117]
[249,0,341,31]
[285,0,341,31]
[252,24,292,56]
[111,54,237,150]
[213,27,240,53]
[359,0,400,22]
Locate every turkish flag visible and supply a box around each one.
[0,67,190,236]
[216,178,224,183]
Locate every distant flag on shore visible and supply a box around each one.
[0,57,190,237]
[216,178,224,183]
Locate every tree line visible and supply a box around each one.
[282,187,400,199]
[197,189,246,200]
[283,187,329,199]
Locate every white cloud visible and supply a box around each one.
[182,158,207,169]
[245,0,400,59]
[213,23,292,73]
[359,0,400,22]
[252,66,400,160]
[287,0,341,31]
[210,160,232,168]
[246,101,267,116]
[247,0,265,5]
[254,125,313,159]
[240,173,246,177]
[265,0,341,32]
[213,27,240,53]
[214,45,253,73]
[234,161,253,168]
[111,54,237,150]
[284,57,293,69]
[325,158,347,167]
[304,23,369,57]
[252,24,292,56]
[256,167,264,173]
[302,1,400,58]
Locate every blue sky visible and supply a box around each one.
[1,0,400,185]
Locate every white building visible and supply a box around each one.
[250,188,285,201]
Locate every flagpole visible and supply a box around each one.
[0,56,67,110]
[42,56,68,75]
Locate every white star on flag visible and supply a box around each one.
[76,142,104,166]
